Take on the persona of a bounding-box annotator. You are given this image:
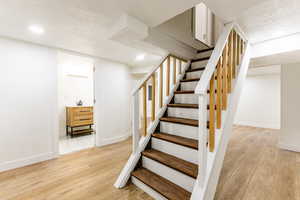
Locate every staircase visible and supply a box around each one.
[114,22,251,200]
[131,49,212,200]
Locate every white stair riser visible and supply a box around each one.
[151,138,198,164]
[132,177,168,200]
[191,60,208,69]
[160,121,198,140]
[186,70,203,79]
[142,157,195,192]
[181,81,198,91]
[175,93,198,104]
[195,50,213,59]
[168,107,198,120]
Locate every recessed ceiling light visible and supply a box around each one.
[28,25,45,35]
[135,54,145,61]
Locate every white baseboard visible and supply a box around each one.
[96,132,131,147]
[0,133,131,173]
[278,142,300,153]
[234,120,280,129]
[0,152,55,173]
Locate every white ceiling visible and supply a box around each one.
[206,0,300,44]
[238,0,300,43]
[251,49,300,67]
[0,0,202,67]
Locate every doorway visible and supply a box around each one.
[57,52,96,155]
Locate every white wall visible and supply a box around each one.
[156,9,208,50]
[94,59,131,146]
[279,63,300,152]
[234,66,281,129]
[57,52,94,138]
[0,36,136,172]
[0,38,58,172]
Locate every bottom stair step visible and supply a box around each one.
[132,168,191,200]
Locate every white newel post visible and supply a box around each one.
[198,94,208,187]
[132,93,140,154]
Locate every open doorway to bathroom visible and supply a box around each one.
[57,52,96,155]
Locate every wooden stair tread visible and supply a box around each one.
[181,78,200,82]
[142,149,198,178]
[174,90,194,94]
[197,47,214,54]
[191,56,210,63]
[186,67,205,72]
[152,132,198,150]
[167,103,198,109]
[160,117,198,127]
[132,168,191,200]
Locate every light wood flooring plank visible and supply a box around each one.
[0,126,299,200]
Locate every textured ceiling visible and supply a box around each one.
[206,0,300,43]
[0,0,202,67]
[237,0,300,43]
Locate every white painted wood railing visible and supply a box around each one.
[191,22,251,200]
[115,54,190,189]
[131,54,188,154]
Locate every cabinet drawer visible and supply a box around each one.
[71,119,93,127]
[74,114,93,121]
[74,108,93,114]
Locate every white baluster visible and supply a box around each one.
[132,92,140,154]
[198,94,208,187]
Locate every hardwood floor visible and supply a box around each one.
[215,125,300,200]
[0,139,153,200]
[0,126,299,200]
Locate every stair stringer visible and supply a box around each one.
[191,42,251,200]
[114,60,191,189]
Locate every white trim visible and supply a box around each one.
[0,152,55,173]
[97,132,131,147]
[234,121,280,129]
[53,50,60,158]
[278,142,300,153]
[233,23,248,42]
